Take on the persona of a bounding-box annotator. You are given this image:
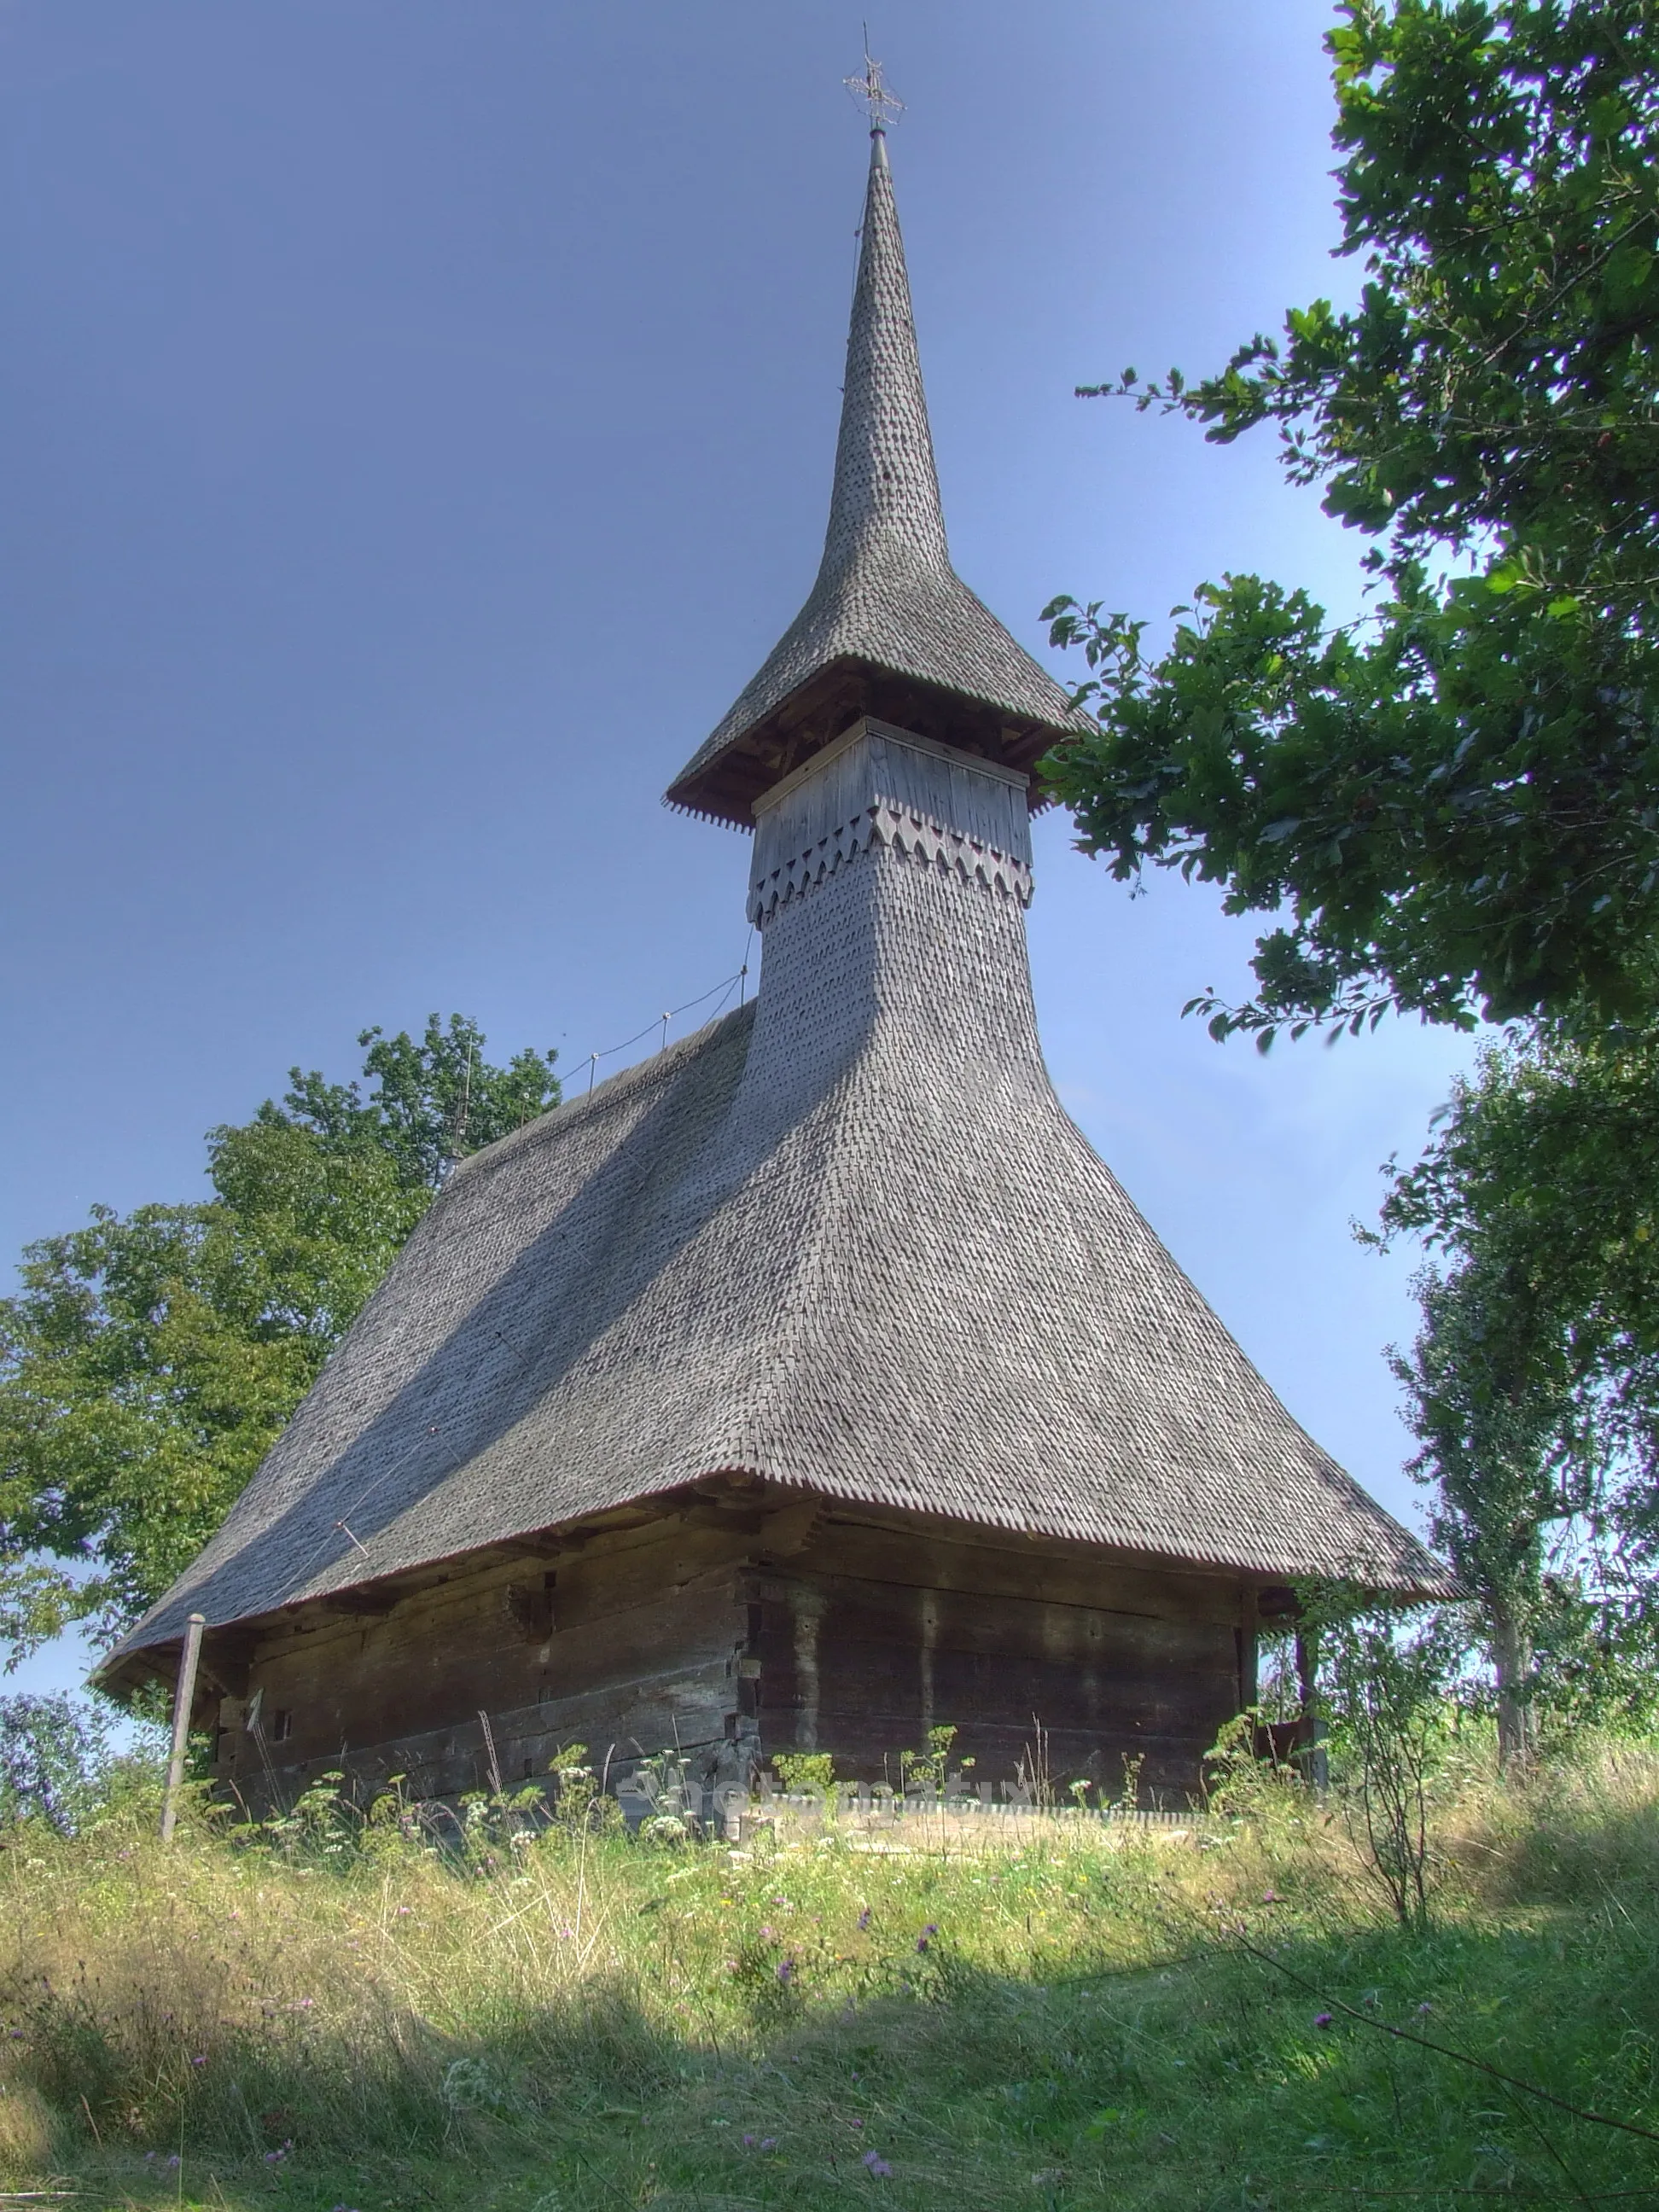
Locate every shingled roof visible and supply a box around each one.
[665,127,1091,826]
[108,935,1440,1674]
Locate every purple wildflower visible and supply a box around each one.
[916,1924,937,1953]
[144,2152,156,2163]
[850,2116,864,2129]
[742,2133,755,2149]
[166,2155,182,2169]
[1313,2012,1333,2029]
[777,1957,795,1985]
[1417,2001,1434,2015]
[759,1924,775,1941]
[760,2138,777,2151]
[1262,1890,1282,1905]
[857,1907,870,1930]
[190,2053,207,2066]
[863,2151,894,2177]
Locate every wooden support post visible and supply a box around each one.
[1237,1617,1259,1714]
[160,1613,207,1843]
[1295,1625,1329,1795]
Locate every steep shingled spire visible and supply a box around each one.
[819,129,952,582]
[665,124,1091,826]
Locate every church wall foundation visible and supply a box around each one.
[209,1492,1261,1817]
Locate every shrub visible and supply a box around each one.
[0,1693,115,1833]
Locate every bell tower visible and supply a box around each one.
[665,103,1089,827]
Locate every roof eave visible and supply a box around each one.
[665,654,1081,828]
[96,1473,1450,1697]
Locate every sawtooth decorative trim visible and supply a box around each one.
[748,801,1033,924]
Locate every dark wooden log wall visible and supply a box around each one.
[208,1493,1259,1813]
[212,1516,752,1813]
[750,1511,1252,1801]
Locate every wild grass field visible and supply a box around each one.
[3,1743,1658,2212]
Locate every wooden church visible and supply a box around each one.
[100,106,1441,1811]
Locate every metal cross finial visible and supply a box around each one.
[843,36,904,133]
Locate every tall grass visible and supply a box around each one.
[3,1744,1659,2209]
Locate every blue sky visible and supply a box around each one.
[1,2,1473,1696]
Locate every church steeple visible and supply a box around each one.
[665,106,1089,827]
[819,127,951,585]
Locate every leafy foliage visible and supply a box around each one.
[280,1013,565,1192]
[0,1018,558,1662]
[0,1693,116,1834]
[1044,0,1659,1040]
[1390,1261,1577,1761]
[1377,1020,1659,1745]
[1308,1596,1463,1926]
[1381,1020,1659,1397]
[770,1751,838,1798]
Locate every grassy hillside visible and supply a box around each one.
[3,1749,1658,2210]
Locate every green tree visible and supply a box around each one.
[1044,0,1659,1042]
[0,1691,124,1834]
[1391,1259,1576,1765]
[0,1017,558,1662]
[1380,1022,1659,1403]
[279,1012,566,1190]
[1377,1021,1659,1743]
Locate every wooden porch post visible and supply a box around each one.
[1294,1625,1329,1795]
[160,1613,207,1843]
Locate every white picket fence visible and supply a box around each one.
[752,1789,1203,1830]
